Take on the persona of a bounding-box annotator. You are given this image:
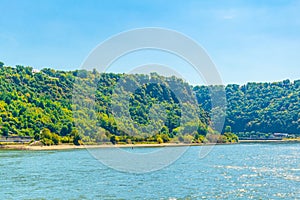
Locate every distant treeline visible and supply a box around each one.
[194,79,300,134]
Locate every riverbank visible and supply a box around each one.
[239,139,300,143]
[2,139,300,150]
[0,142,236,150]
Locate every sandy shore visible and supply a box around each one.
[1,139,299,151]
[0,143,207,151]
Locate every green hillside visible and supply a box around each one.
[194,80,300,138]
[0,63,299,144]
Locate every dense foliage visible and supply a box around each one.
[0,65,216,144]
[0,63,298,144]
[194,80,300,136]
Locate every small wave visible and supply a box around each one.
[240,174,258,178]
[214,165,247,170]
[290,168,300,171]
[283,175,300,182]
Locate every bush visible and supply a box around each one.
[196,135,207,143]
[206,133,220,143]
[157,137,163,144]
[178,135,184,143]
[126,138,132,144]
[217,135,227,143]
[61,136,71,143]
[39,128,61,145]
[161,134,170,142]
[41,138,54,146]
[1,127,9,136]
[224,132,239,143]
[110,135,119,144]
[51,133,60,145]
[40,128,52,140]
[183,135,194,143]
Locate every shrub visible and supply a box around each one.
[41,138,54,146]
[183,135,194,143]
[39,128,61,145]
[157,137,163,144]
[51,133,60,145]
[61,136,71,143]
[126,138,132,144]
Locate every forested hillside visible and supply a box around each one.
[194,79,300,136]
[0,63,299,145]
[0,65,214,144]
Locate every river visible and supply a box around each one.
[1,143,299,199]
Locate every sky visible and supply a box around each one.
[0,0,299,85]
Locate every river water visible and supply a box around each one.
[1,143,299,199]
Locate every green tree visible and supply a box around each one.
[60,126,69,136]
[110,135,119,144]
[70,130,81,145]
[225,125,232,133]
[40,128,54,145]
[2,127,9,136]
[157,137,163,144]
[51,133,60,145]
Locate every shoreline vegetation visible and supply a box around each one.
[0,64,299,149]
[1,139,300,151]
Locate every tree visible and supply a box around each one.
[60,126,69,136]
[0,61,4,68]
[51,133,60,145]
[225,125,232,133]
[198,124,208,136]
[160,126,169,134]
[217,135,227,143]
[161,134,170,142]
[40,128,54,146]
[183,135,194,143]
[110,135,119,144]
[40,128,52,140]
[2,127,9,136]
[156,137,163,144]
[70,130,81,145]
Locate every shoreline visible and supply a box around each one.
[1,142,239,151]
[1,139,299,151]
[0,143,213,151]
[239,139,300,143]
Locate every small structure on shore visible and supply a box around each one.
[0,136,32,143]
[273,133,289,138]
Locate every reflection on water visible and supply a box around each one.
[0,143,299,199]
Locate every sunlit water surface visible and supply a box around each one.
[1,143,300,199]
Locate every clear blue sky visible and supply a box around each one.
[0,0,299,85]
